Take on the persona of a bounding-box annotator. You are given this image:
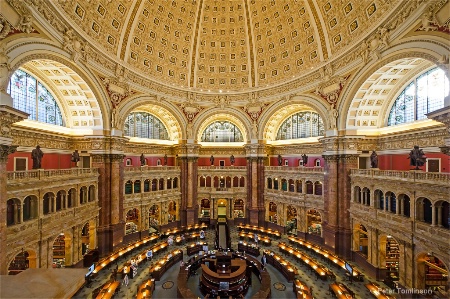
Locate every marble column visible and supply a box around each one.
[178,143,200,226]
[92,153,125,257]
[322,153,359,259]
[0,105,28,274]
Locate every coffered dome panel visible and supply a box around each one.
[54,0,403,92]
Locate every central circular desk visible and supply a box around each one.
[177,251,271,299]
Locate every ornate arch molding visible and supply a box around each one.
[8,49,108,130]
[339,44,448,132]
[194,108,251,143]
[118,96,184,142]
[261,95,329,142]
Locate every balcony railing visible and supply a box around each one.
[124,166,180,172]
[265,166,324,172]
[351,169,450,185]
[7,168,98,181]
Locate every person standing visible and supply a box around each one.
[122,273,129,286]
[31,145,44,169]
[261,254,266,270]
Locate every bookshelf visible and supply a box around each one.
[385,237,399,281]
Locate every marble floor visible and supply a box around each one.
[73,227,396,299]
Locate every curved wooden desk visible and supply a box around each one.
[177,252,271,299]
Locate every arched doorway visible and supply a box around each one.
[286,206,297,234]
[233,199,244,218]
[353,224,368,257]
[307,209,321,236]
[217,199,227,220]
[8,250,36,275]
[269,202,277,224]
[52,233,71,268]
[416,253,448,291]
[81,220,96,255]
[381,235,400,288]
[125,208,139,235]
[200,199,211,219]
[168,201,177,222]
[148,204,160,228]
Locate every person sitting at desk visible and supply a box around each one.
[200,230,205,239]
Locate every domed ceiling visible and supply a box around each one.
[55,0,402,93]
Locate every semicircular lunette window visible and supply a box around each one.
[388,67,449,126]
[124,112,169,140]
[7,69,64,126]
[276,111,324,140]
[201,121,243,142]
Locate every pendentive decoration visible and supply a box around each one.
[100,64,134,108]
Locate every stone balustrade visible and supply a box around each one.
[351,169,450,186]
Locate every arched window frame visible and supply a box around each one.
[201,121,244,142]
[388,67,449,126]
[276,111,324,140]
[7,69,64,126]
[124,111,169,140]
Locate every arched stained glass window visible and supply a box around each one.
[7,69,64,126]
[124,112,169,140]
[201,121,243,142]
[388,67,449,126]
[276,111,324,140]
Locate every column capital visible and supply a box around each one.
[244,143,267,158]
[0,144,17,162]
[86,136,128,154]
[320,135,371,156]
[177,143,201,157]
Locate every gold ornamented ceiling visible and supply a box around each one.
[55,0,401,92]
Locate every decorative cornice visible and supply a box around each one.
[91,154,125,163]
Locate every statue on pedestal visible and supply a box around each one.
[370,151,378,168]
[71,149,80,166]
[210,155,214,166]
[31,145,44,169]
[278,154,282,166]
[408,145,427,170]
[140,153,145,166]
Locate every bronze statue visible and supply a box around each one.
[71,149,80,165]
[370,151,378,168]
[408,145,426,170]
[140,153,145,166]
[278,154,282,166]
[31,145,44,169]
[301,154,308,165]
[230,154,235,165]
[164,154,168,166]
[210,155,214,166]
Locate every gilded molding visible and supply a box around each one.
[91,154,125,163]
[0,144,17,161]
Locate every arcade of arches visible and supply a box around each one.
[0,0,449,297]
